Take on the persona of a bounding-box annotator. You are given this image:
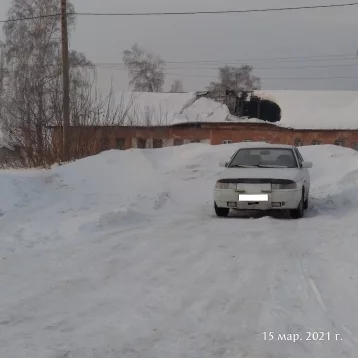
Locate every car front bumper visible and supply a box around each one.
[214,188,302,210]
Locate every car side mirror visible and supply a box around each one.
[301,161,313,168]
[219,159,228,167]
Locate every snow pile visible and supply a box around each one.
[111,91,229,126]
[300,144,358,212]
[254,90,358,130]
[2,144,358,357]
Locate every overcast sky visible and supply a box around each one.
[1,0,358,94]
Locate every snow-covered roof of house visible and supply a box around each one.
[251,90,358,130]
[82,90,358,130]
[110,91,229,126]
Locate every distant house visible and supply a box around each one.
[49,90,358,160]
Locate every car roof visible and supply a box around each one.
[235,142,295,150]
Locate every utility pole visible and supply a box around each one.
[61,0,70,162]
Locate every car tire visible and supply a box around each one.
[304,196,309,210]
[290,191,304,219]
[214,202,229,217]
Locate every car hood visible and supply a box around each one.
[219,167,304,182]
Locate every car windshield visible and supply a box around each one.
[229,148,298,168]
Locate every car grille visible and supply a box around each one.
[217,178,295,184]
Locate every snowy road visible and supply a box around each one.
[2,144,358,357]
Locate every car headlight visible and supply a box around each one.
[272,182,297,189]
[215,182,237,189]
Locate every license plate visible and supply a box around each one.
[239,194,268,202]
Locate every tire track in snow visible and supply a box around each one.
[308,278,327,313]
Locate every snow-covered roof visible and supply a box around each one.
[169,97,229,125]
[110,91,229,126]
[252,90,358,130]
[92,90,358,130]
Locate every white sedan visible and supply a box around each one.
[214,143,313,219]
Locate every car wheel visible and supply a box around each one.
[214,202,229,217]
[290,191,304,219]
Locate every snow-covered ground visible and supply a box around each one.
[1,144,358,358]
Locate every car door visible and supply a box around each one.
[294,147,310,194]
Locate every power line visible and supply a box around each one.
[71,2,358,17]
[0,13,60,24]
[94,62,358,71]
[163,73,358,81]
[169,53,358,63]
[3,66,357,80]
[162,71,358,80]
[170,63,358,71]
[83,67,358,80]
[2,53,357,74]
[166,56,358,65]
[0,2,357,23]
[3,59,358,74]
[253,76,358,80]
[94,54,358,66]
[1,70,357,82]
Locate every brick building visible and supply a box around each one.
[49,90,358,160]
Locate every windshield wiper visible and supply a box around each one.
[229,165,259,168]
[256,165,289,168]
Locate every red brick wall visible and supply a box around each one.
[51,124,358,161]
[204,124,358,148]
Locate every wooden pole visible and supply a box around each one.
[61,0,70,161]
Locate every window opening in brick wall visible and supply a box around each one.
[153,139,163,148]
[294,139,304,146]
[137,138,146,149]
[116,138,125,150]
[174,139,184,146]
[222,140,232,144]
[334,140,345,147]
[312,140,322,145]
[243,139,253,142]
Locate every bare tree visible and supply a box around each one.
[207,65,261,95]
[170,79,184,93]
[0,0,104,167]
[123,44,165,92]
